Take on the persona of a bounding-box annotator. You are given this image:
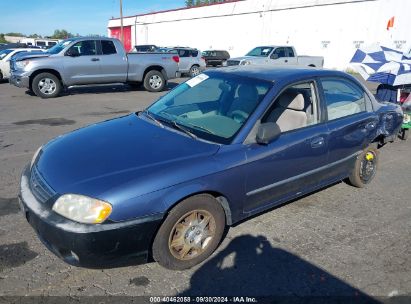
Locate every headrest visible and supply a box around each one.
[278,92,305,110]
[238,84,258,101]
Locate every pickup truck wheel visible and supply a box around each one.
[346,146,379,188]
[189,65,200,77]
[32,73,61,98]
[152,194,226,270]
[144,70,165,92]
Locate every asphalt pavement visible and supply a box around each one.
[0,78,410,300]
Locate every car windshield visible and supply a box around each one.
[0,49,13,60]
[47,39,76,54]
[246,47,274,57]
[146,72,272,144]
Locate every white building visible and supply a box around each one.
[107,0,410,69]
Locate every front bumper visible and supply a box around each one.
[19,165,163,268]
[9,72,30,88]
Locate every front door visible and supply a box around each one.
[62,40,102,85]
[243,81,329,213]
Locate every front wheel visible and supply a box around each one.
[399,128,409,140]
[346,146,379,188]
[143,70,166,92]
[152,194,226,270]
[32,73,62,98]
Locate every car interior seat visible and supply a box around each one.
[266,91,307,132]
[227,84,259,120]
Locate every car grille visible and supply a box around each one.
[30,166,56,203]
[227,60,240,66]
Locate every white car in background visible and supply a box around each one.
[172,47,206,77]
[0,48,45,80]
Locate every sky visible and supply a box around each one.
[0,0,185,37]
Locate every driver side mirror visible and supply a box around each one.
[270,54,279,60]
[66,48,79,57]
[256,122,281,145]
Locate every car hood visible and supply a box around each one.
[14,52,50,61]
[36,114,220,198]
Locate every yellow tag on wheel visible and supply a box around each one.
[365,152,374,161]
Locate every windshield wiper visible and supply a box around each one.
[171,120,197,139]
[141,110,163,127]
[184,122,215,135]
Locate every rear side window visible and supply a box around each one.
[321,79,367,120]
[177,49,190,57]
[190,50,198,57]
[101,40,117,55]
[286,47,295,57]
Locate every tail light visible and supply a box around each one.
[172,56,180,63]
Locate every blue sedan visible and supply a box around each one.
[19,67,403,270]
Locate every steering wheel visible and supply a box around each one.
[230,110,249,123]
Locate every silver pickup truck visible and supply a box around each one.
[9,37,180,98]
[227,46,324,68]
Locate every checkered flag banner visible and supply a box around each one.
[350,45,411,86]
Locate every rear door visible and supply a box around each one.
[319,77,378,179]
[176,49,190,72]
[98,40,127,83]
[62,40,102,85]
[243,80,329,213]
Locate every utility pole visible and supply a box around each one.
[120,0,124,45]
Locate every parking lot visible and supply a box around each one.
[0,78,410,299]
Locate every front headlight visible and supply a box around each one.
[404,113,410,124]
[52,194,112,224]
[240,60,251,65]
[30,146,42,169]
[15,60,30,70]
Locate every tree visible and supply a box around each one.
[185,0,229,7]
[185,0,194,6]
[0,34,8,43]
[28,33,42,38]
[51,29,74,39]
[5,32,24,37]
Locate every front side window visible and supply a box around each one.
[101,40,117,55]
[147,72,272,144]
[68,40,97,56]
[262,82,319,133]
[321,79,367,120]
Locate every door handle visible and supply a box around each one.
[285,59,288,63]
[91,58,100,62]
[311,137,325,148]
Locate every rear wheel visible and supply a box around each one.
[347,146,379,188]
[143,70,166,92]
[189,65,200,77]
[152,194,226,270]
[32,72,62,98]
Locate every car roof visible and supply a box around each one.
[205,66,351,83]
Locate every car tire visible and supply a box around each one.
[143,70,166,92]
[32,72,62,99]
[346,146,379,188]
[399,128,409,140]
[152,194,226,270]
[189,65,201,77]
